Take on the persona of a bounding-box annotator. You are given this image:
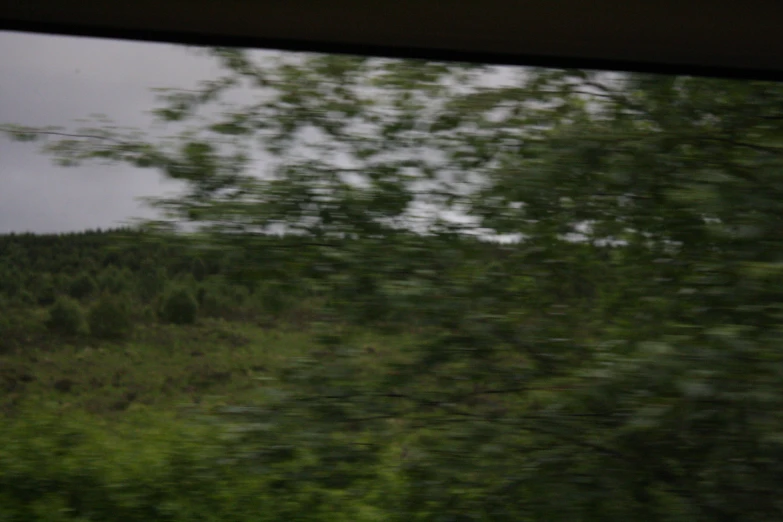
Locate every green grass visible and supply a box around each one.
[0,315,411,420]
[0,314,417,521]
[2,319,297,416]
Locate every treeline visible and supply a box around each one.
[0,226,640,350]
[0,228,286,351]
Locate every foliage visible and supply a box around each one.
[160,287,199,325]
[98,266,131,295]
[0,411,361,522]
[137,262,168,301]
[88,295,133,341]
[68,273,97,301]
[7,49,783,520]
[32,275,57,307]
[45,296,87,336]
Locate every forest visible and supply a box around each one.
[3,48,783,521]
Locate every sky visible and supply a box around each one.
[0,30,536,239]
[0,30,476,236]
[0,31,494,236]
[0,30,229,234]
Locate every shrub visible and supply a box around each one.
[257,282,293,316]
[137,264,167,301]
[192,258,208,282]
[160,287,199,325]
[199,287,237,320]
[15,290,35,306]
[0,414,327,522]
[0,269,21,297]
[89,295,133,340]
[35,282,57,307]
[68,273,97,300]
[98,266,131,295]
[46,296,87,336]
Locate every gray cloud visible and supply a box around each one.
[0,31,223,233]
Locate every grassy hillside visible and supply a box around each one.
[3,321,300,415]
[0,229,413,521]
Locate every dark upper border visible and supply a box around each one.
[2,0,783,80]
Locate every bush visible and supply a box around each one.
[46,296,87,336]
[0,269,21,298]
[160,287,199,325]
[199,288,235,319]
[192,258,208,282]
[137,264,167,301]
[15,290,36,306]
[89,295,133,340]
[98,266,131,295]
[35,282,57,307]
[0,414,342,522]
[68,273,97,300]
[257,282,294,316]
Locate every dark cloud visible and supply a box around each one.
[0,31,222,233]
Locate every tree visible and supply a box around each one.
[68,272,97,301]
[6,50,783,520]
[88,295,133,340]
[46,296,87,336]
[160,287,198,325]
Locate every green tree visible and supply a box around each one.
[137,261,168,301]
[45,296,87,336]
[68,272,97,301]
[98,266,131,295]
[159,287,198,325]
[30,273,57,307]
[88,295,133,340]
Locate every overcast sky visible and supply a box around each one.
[0,30,534,237]
[0,31,479,236]
[0,30,232,234]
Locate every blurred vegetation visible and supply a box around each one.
[4,49,783,520]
